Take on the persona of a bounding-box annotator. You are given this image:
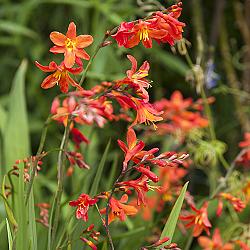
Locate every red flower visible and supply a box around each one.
[101,194,138,224]
[136,166,159,183]
[239,133,250,148]
[35,60,83,93]
[216,193,246,216]
[180,202,212,237]
[69,193,97,221]
[198,228,234,250]
[71,127,89,148]
[50,22,93,68]
[131,97,163,128]
[117,128,145,171]
[111,3,185,48]
[117,175,150,205]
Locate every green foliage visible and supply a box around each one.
[159,182,189,247]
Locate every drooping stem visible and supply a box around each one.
[49,116,72,248]
[25,115,51,204]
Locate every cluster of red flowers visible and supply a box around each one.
[69,128,189,227]
[112,3,185,48]
[153,90,213,139]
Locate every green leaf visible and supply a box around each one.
[158,182,189,246]
[4,60,30,170]
[28,189,37,250]
[16,163,28,250]
[89,139,111,196]
[6,218,13,250]
[1,175,18,228]
[0,21,38,39]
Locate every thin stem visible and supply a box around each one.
[25,115,51,204]
[210,149,247,199]
[49,116,72,248]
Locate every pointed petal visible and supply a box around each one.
[35,61,57,72]
[58,76,69,93]
[126,34,140,48]
[66,74,83,91]
[126,55,137,77]
[127,128,137,148]
[50,31,66,46]
[66,22,76,39]
[64,50,75,68]
[50,46,65,54]
[40,74,58,89]
[76,35,93,48]
[75,49,90,60]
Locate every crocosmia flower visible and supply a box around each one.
[198,228,234,250]
[101,194,137,224]
[117,128,145,171]
[50,22,93,68]
[69,193,98,221]
[180,201,212,237]
[35,60,83,93]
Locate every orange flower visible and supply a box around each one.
[112,3,185,48]
[217,193,246,216]
[243,180,250,202]
[50,22,93,68]
[69,193,98,221]
[117,128,145,170]
[180,202,212,237]
[198,228,234,250]
[117,175,150,205]
[131,97,163,128]
[101,194,138,224]
[35,60,83,93]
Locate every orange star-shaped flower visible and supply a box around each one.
[50,22,93,68]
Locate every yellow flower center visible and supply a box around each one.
[65,38,76,51]
[139,28,149,41]
[53,71,62,84]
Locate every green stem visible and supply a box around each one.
[25,115,51,204]
[49,117,72,249]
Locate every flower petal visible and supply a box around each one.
[50,46,65,54]
[66,22,76,39]
[50,31,66,46]
[64,50,76,68]
[41,74,58,89]
[75,49,90,60]
[76,35,93,48]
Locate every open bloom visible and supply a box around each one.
[117,175,150,205]
[117,128,145,170]
[69,193,98,221]
[198,228,234,250]
[101,194,138,224]
[180,202,212,237]
[111,3,185,48]
[35,60,83,93]
[50,22,93,68]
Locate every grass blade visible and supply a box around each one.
[6,218,13,250]
[158,182,189,246]
[4,60,30,170]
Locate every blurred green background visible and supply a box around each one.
[0,0,249,249]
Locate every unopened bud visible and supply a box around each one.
[101,41,113,47]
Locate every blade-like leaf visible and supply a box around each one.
[158,182,189,246]
[6,218,13,250]
[1,175,18,228]
[89,139,111,196]
[4,60,30,170]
